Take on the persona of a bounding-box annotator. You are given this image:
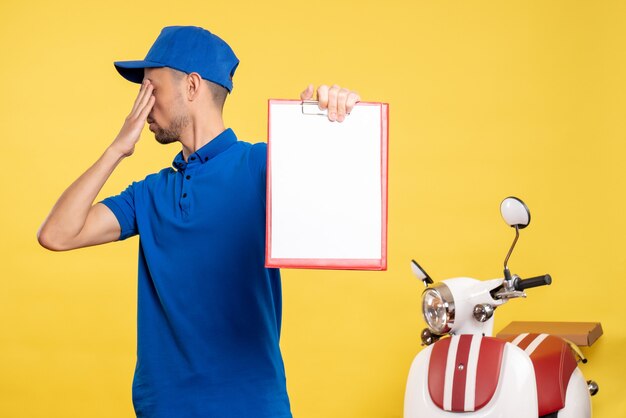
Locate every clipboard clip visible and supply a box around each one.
[301,100,328,116]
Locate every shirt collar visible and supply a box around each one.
[172,128,237,171]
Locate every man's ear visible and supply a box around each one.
[186,72,203,101]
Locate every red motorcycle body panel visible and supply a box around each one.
[428,335,507,412]
[505,333,578,416]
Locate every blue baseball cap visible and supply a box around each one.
[114,26,239,92]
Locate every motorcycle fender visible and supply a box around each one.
[404,340,538,418]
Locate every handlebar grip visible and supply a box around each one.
[514,274,552,291]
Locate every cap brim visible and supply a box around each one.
[114,60,164,83]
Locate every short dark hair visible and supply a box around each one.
[170,68,228,110]
[204,79,228,110]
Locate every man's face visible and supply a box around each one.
[144,67,189,144]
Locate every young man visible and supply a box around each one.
[37,26,360,417]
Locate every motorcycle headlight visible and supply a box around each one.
[422,283,455,334]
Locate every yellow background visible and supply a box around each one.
[1,0,625,416]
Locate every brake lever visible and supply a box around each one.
[494,289,527,300]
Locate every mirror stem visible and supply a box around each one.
[503,225,520,280]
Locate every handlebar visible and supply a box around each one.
[514,274,552,291]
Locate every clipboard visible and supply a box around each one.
[266,99,389,270]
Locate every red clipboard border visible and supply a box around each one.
[265,99,389,271]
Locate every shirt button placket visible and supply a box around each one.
[180,162,194,215]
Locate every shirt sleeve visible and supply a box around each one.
[100,182,139,240]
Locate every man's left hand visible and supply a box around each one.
[300,84,361,122]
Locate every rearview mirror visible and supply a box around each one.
[500,197,531,229]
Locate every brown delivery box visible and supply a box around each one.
[496,321,603,347]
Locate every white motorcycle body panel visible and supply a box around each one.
[559,368,592,418]
[404,341,538,418]
[440,278,504,336]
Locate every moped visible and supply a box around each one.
[404,197,598,418]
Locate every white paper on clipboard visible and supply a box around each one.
[266,99,388,270]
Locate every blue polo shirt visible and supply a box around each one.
[101,129,291,418]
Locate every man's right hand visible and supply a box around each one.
[110,80,155,157]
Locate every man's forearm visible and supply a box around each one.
[37,146,126,249]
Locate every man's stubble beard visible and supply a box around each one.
[153,112,190,145]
